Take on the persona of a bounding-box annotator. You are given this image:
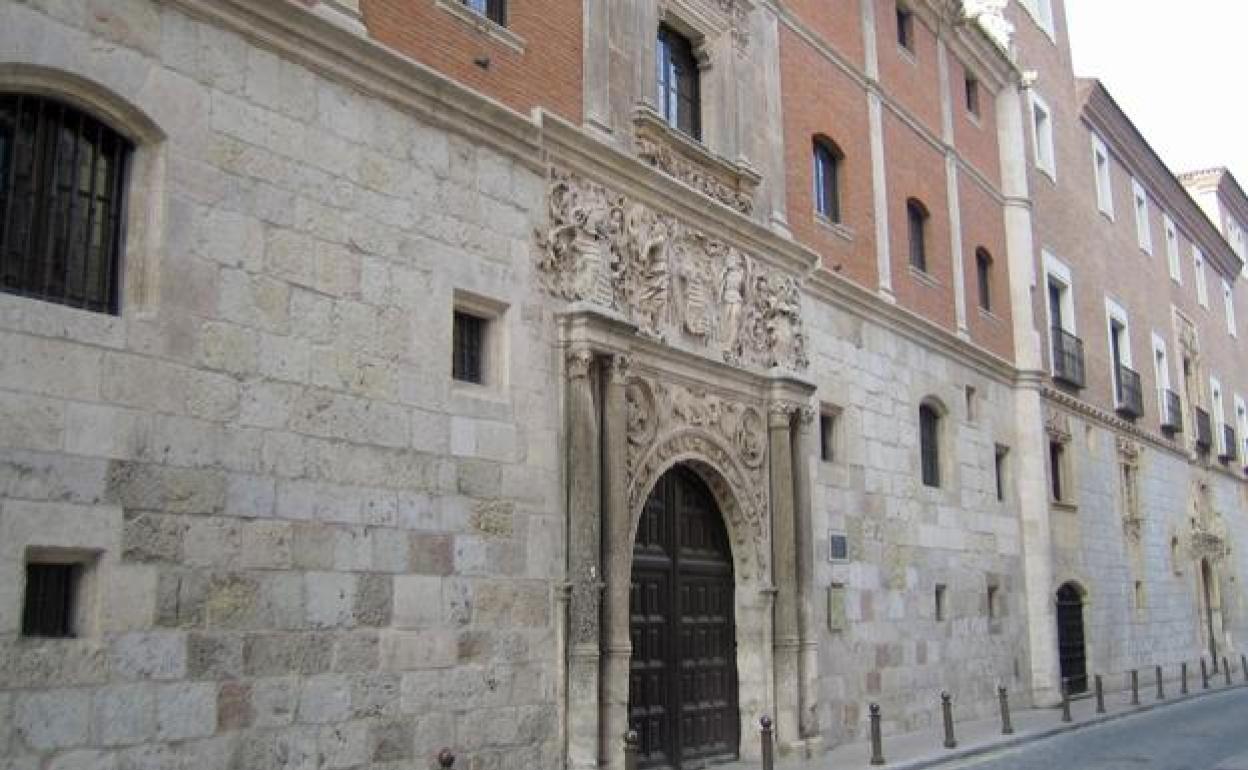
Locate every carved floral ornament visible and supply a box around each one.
[535,170,809,372]
[624,375,769,577]
[1044,409,1071,443]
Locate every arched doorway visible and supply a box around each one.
[1055,583,1087,694]
[629,466,740,769]
[1201,559,1219,668]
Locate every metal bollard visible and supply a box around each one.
[869,703,886,766]
[1059,679,1072,723]
[941,691,957,749]
[1181,662,1189,695]
[437,748,455,768]
[1202,658,1211,689]
[1224,657,1232,686]
[1242,654,1247,683]
[998,685,1014,735]
[1156,665,1165,700]
[623,730,639,770]
[1129,669,1139,706]
[1094,674,1106,714]
[760,716,774,770]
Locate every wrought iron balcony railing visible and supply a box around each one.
[1194,407,1213,452]
[1160,389,1183,433]
[1051,327,1085,389]
[1220,424,1238,462]
[1114,364,1143,419]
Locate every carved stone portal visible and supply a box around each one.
[624,375,769,578]
[535,170,809,372]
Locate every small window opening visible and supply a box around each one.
[976,248,993,311]
[994,445,1008,502]
[896,4,915,52]
[22,562,82,638]
[965,385,977,422]
[463,0,506,25]
[819,409,839,462]
[1049,440,1065,502]
[934,584,947,621]
[920,403,941,487]
[452,310,486,384]
[907,198,929,272]
[965,75,980,116]
[987,584,999,620]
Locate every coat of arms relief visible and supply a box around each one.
[534,169,809,373]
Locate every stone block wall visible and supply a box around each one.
[805,298,1026,742]
[0,2,562,768]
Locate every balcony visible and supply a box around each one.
[1194,407,1213,452]
[1114,364,1143,419]
[1160,389,1183,433]
[1220,424,1238,463]
[1051,327,1086,389]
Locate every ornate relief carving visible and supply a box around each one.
[1116,436,1140,465]
[535,170,808,372]
[1044,409,1071,443]
[623,376,768,577]
[1187,479,1230,562]
[962,0,1013,50]
[635,136,755,215]
[566,348,595,379]
[610,354,632,385]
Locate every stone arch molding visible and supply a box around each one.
[625,375,769,579]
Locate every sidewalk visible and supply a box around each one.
[722,675,1248,770]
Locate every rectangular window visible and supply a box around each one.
[1223,279,1237,336]
[1022,0,1055,37]
[976,249,992,311]
[965,75,980,117]
[965,385,977,422]
[896,4,915,52]
[819,408,840,463]
[829,531,848,562]
[1092,135,1113,217]
[920,405,940,488]
[1212,377,1226,454]
[1235,396,1248,462]
[994,445,1008,502]
[22,562,81,638]
[463,0,506,25]
[1132,179,1152,254]
[907,199,928,272]
[1194,247,1209,307]
[452,311,486,384]
[1049,440,1065,502]
[987,583,999,621]
[657,25,701,140]
[1031,93,1055,178]
[934,584,947,621]
[1164,215,1181,283]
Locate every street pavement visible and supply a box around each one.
[940,687,1248,770]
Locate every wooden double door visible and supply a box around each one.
[629,468,740,770]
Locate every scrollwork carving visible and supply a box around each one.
[535,170,809,372]
[636,137,754,215]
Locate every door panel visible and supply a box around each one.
[629,469,739,770]
[1056,584,1087,694]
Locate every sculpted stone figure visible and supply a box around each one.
[534,170,810,372]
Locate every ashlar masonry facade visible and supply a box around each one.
[0,1,1243,770]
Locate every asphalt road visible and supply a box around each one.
[943,688,1248,770]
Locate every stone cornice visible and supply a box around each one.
[807,267,1017,385]
[1043,386,1248,485]
[1078,80,1244,282]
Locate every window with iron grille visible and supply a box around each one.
[1049,440,1065,502]
[907,198,928,272]
[452,311,486,384]
[919,403,940,487]
[812,138,842,223]
[0,94,132,314]
[657,25,701,140]
[463,0,506,26]
[22,562,80,638]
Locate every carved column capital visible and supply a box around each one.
[797,405,817,426]
[567,348,595,380]
[610,353,632,385]
[768,402,798,429]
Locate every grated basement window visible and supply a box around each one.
[0,93,132,314]
[22,562,80,638]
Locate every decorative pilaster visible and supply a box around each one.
[567,348,603,770]
[768,402,801,746]
[601,353,632,769]
[792,406,820,744]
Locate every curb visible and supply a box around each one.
[876,681,1248,770]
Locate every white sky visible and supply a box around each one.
[1065,1,1248,182]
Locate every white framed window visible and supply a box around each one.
[1105,297,1134,411]
[1030,93,1056,179]
[1044,251,1076,334]
[1092,134,1113,217]
[1152,332,1170,396]
[1211,377,1227,454]
[1235,395,1248,462]
[1194,247,1209,307]
[1164,215,1181,283]
[1021,0,1056,39]
[1228,218,1246,260]
[1131,179,1152,254]
[1223,279,1237,336]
